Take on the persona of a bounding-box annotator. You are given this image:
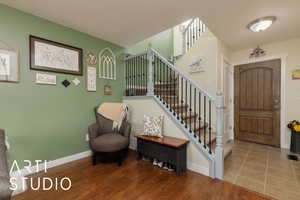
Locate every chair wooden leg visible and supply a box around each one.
[118,160,122,166]
[92,153,97,165]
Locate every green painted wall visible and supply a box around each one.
[127,29,174,59]
[0,4,125,168]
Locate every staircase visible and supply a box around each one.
[124,47,225,179]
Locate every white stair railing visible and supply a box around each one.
[182,18,206,54]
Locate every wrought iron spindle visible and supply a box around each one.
[189,28,191,50]
[194,87,196,137]
[136,57,139,95]
[158,59,161,97]
[140,56,142,95]
[172,70,176,115]
[198,92,202,143]
[153,56,156,96]
[145,55,148,94]
[129,59,132,96]
[131,58,134,96]
[176,73,180,120]
[139,56,142,96]
[166,65,168,105]
[157,56,160,96]
[142,56,145,95]
[128,59,131,95]
[209,100,212,154]
[136,57,140,95]
[197,18,200,38]
[189,83,192,133]
[168,67,172,112]
[157,57,160,96]
[188,29,190,51]
[132,58,137,96]
[163,61,166,104]
[185,33,188,53]
[136,56,139,95]
[131,58,133,95]
[195,18,198,40]
[125,60,127,95]
[193,19,196,41]
[188,28,191,50]
[204,96,207,148]
[181,77,184,124]
[159,59,162,100]
[185,79,188,128]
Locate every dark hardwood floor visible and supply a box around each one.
[13,151,272,200]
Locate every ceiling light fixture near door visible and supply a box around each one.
[247,16,276,32]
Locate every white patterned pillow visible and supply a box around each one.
[143,115,164,138]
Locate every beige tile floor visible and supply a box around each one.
[224,140,300,200]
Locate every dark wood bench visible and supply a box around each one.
[136,135,189,176]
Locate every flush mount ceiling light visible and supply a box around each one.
[247,16,276,32]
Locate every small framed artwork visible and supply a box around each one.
[0,48,19,83]
[86,52,97,65]
[36,73,56,85]
[292,69,300,80]
[104,84,112,95]
[30,35,83,75]
[87,66,96,92]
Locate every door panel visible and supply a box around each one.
[234,59,281,146]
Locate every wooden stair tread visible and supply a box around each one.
[179,112,197,120]
[196,130,217,145]
[154,83,177,87]
[189,120,208,132]
[155,87,176,91]
[160,95,177,98]
[173,104,188,109]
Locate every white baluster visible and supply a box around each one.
[147,44,154,96]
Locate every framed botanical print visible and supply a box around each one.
[0,48,19,82]
[104,84,112,95]
[30,35,83,75]
[87,66,96,92]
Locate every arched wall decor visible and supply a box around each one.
[99,48,116,80]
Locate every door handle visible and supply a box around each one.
[273,99,280,104]
[273,98,280,110]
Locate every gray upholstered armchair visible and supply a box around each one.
[88,105,131,166]
[0,129,12,200]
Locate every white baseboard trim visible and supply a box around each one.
[10,150,92,177]
[187,162,209,176]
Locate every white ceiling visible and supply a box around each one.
[1,0,300,50]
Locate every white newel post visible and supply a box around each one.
[147,44,154,96]
[215,91,224,179]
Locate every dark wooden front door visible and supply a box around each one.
[234,59,281,147]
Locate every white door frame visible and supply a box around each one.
[221,55,234,143]
[232,54,287,149]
